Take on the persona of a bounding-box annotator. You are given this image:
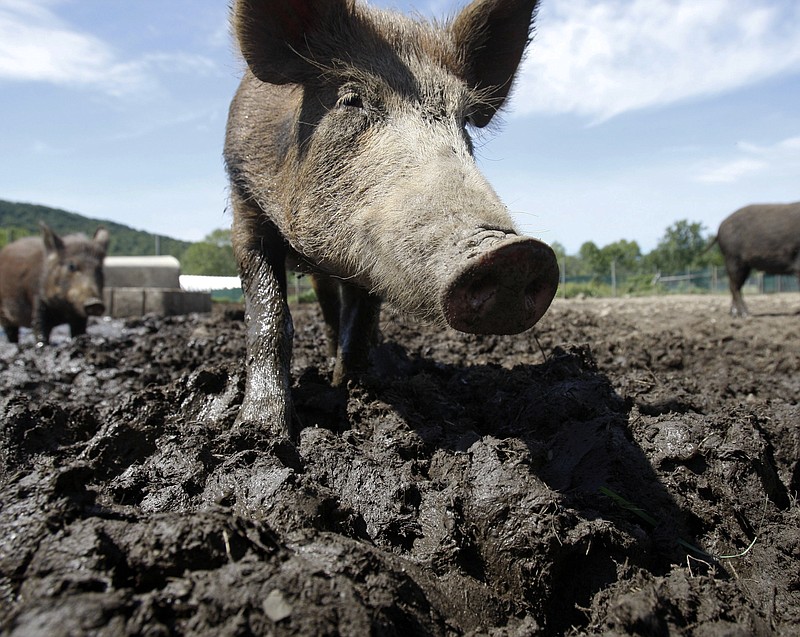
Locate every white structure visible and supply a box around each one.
[179,275,242,292]
[102,256,211,317]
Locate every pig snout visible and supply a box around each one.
[83,298,105,317]
[443,235,559,335]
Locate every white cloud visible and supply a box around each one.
[695,158,768,184]
[0,0,216,96]
[694,135,800,183]
[515,0,800,121]
[739,135,800,157]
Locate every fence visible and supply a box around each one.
[183,268,798,303]
[560,263,799,298]
[653,268,798,295]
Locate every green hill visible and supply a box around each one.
[0,199,191,258]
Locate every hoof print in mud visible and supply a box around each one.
[1,294,798,635]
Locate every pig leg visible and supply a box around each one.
[32,301,53,345]
[332,283,381,386]
[310,275,381,385]
[69,317,88,338]
[2,324,19,344]
[726,261,750,317]
[0,306,18,342]
[232,197,294,437]
[309,274,341,359]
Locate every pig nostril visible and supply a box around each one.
[525,276,548,303]
[466,277,497,311]
[443,236,559,335]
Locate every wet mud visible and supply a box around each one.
[1,293,798,636]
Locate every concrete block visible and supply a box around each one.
[104,256,181,289]
[103,287,211,318]
[144,289,212,315]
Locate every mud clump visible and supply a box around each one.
[1,294,798,635]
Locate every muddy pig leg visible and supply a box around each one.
[0,306,19,343]
[232,195,295,438]
[332,283,381,387]
[69,317,89,338]
[310,275,381,385]
[1,324,19,343]
[726,261,750,317]
[309,274,341,360]
[33,300,53,346]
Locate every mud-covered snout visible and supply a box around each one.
[83,298,105,317]
[66,278,105,317]
[443,236,559,335]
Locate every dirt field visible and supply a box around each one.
[1,293,798,636]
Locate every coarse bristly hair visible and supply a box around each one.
[226,0,542,323]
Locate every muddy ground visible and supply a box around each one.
[0,292,798,636]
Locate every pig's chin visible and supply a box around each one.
[441,236,559,335]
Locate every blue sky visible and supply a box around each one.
[1,0,798,254]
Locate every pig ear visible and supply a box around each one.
[39,222,64,254]
[93,227,110,255]
[232,0,350,85]
[451,0,540,128]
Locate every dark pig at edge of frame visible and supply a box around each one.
[711,202,800,317]
[0,223,109,345]
[224,0,560,437]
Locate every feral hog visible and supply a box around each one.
[224,0,559,436]
[0,224,109,344]
[714,202,800,316]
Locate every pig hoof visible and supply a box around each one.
[443,237,559,335]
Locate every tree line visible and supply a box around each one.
[0,200,191,260]
[1,199,726,284]
[551,219,727,294]
[183,219,727,284]
[0,199,235,276]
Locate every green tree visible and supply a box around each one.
[180,229,238,275]
[549,241,581,279]
[0,226,31,249]
[646,220,710,274]
[574,239,643,280]
[203,228,234,249]
[550,241,567,264]
[601,239,643,278]
[603,239,641,267]
[0,198,191,257]
[578,241,604,275]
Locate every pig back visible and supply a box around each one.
[0,236,45,329]
[718,203,800,273]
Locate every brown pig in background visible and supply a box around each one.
[224,0,560,436]
[0,224,109,345]
[712,202,800,317]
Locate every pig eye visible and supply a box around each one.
[67,262,78,272]
[337,91,363,110]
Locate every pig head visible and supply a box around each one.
[224,0,559,436]
[0,224,108,345]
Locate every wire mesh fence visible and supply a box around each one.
[190,267,798,303]
[560,264,799,298]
